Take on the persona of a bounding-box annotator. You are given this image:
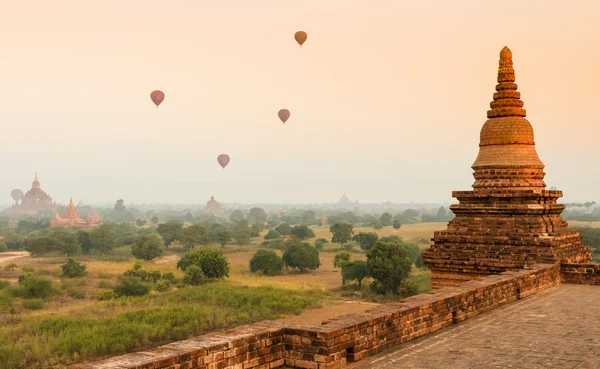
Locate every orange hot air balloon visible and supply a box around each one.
[150,90,165,107]
[278,109,290,124]
[294,31,307,46]
[217,154,230,169]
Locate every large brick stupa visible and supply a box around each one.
[422,47,592,289]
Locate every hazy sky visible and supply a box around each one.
[1,0,599,205]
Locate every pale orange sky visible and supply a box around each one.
[0,0,599,204]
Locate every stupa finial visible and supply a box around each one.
[487,46,526,118]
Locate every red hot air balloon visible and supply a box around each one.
[278,109,290,124]
[217,154,230,169]
[294,31,307,47]
[10,189,23,203]
[150,90,165,107]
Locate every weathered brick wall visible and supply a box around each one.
[75,264,560,369]
[560,263,600,285]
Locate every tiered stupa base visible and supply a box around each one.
[423,189,591,289]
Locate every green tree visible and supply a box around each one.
[366,241,413,295]
[89,224,118,253]
[114,199,126,212]
[333,251,351,268]
[113,276,149,297]
[3,229,25,250]
[436,206,449,221]
[24,235,54,257]
[61,259,87,278]
[341,260,368,286]
[380,212,392,227]
[290,225,316,240]
[215,229,232,248]
[352,232,379,251]
[232,225,252,248]
[275,223,292,237]
[151,216,159,224]
[147,270,162,283]
[183,265,205,286]
[49,228,81,257]
[264,230,281,240]
[136,218,146,227]
[177,248,230,278]
[249,249,284,276]
[181,223,212,250]
[330,221,354,244]
[403,209,420,218]
[229,209,245,224]
[392,220,402,230]
[131,234,164,261]
[77,230,93,254]
[248,207,268,224]
[314,238,328,250]
[282,241,320,272]
[156,220,183,248]
[251,223,262,238]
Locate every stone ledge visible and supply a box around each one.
[75,264,565,369]
[560,262,600,285]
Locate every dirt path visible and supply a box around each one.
[0,251,30,265]
[276,300,380,325]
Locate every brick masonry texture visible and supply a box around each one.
[421,47,591,288]
[75,264,565,369]
[560,263,600,285]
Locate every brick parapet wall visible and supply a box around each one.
[560,263,600,285]
[75,264,561,369]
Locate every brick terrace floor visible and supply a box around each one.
[354,284,600,369]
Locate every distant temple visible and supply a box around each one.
[338,193,351,205]
[204,195,224,214]
[51,198,103,228]
[7,173,58,215]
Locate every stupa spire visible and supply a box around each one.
[487,46,526,118]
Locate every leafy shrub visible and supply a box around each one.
[343,241,357,252]
[414,252,424,268]
[61,259,88,278]
[352,232,379,251]
[314,238,328,250]
[156,279,172,292]
[290,225,315,240]
[261,239,286,251]
[398,278,419,297]
[17,275,56,299]
[366,242,412,295]
[161,272,176,283]
[4,263,17,271]
[131,234,164,260]
[0,280,11,290]
[67,287,85,300]
[98,280,112,289]
[97,290,118,301]
[341,260,368,286]
[282,240,320,272]
[22,299,44,310]
[249,249,284,276]
[333,251,351,268]
[183,265,205,286]
[113,277,149,297]
[147,270,161,283]
[177,248,230,279]
[263,230,281,240]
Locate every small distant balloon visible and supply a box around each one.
[10,189,23,203]
[294,31,307,47]
[150,90,165,107]
[217,154,230,169]
[278,109,291,124]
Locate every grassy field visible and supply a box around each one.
[0,222,444,369]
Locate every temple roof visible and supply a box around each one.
[32,173,40,189]
[471,47,546,190]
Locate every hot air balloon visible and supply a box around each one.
[294,31,307,47]
[278,109,290,124]
[150,90,165,107]
[217,154,230,169]
[10,189,23,204]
